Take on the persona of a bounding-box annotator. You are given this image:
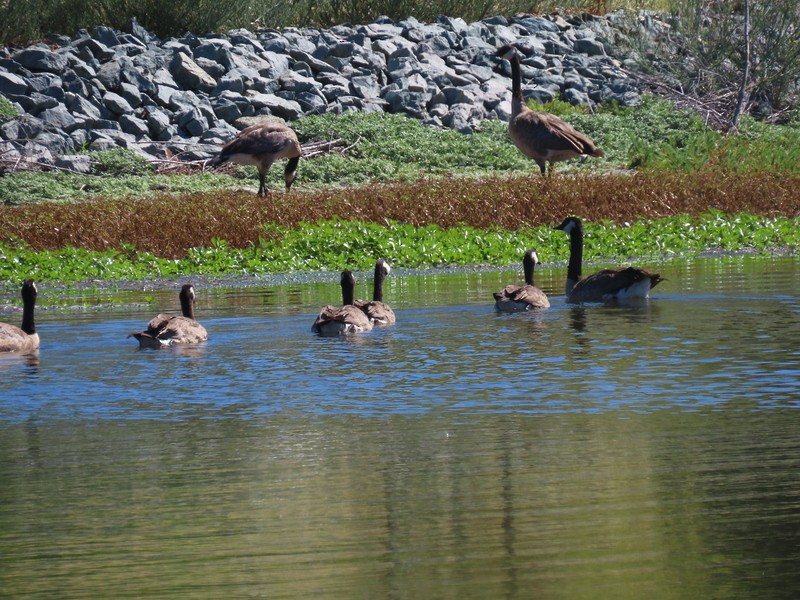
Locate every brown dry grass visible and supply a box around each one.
[1,172,799,259]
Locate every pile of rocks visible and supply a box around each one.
[0,12,647,171]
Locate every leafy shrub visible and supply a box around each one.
[89,148,155,177]
[0,95,17,119]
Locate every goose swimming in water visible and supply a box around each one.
[312,270,374,336]
[494,250,550,311]
[129,284,208,348]
[495,44,604,176]
[555,217,663,303]
[355,259,396,326]
[0,279,39,353]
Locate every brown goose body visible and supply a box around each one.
[0,279,39,353]
[494,250,550,311]
[555,217,663,303]
[313,271,374,336]
[496,45,603,175]
[355,259,397,326]
[129,284,208,348]
[215,121,301,195]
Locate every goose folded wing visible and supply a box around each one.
[539,115,598,154]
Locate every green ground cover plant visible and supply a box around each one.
[2,99,799,206]
[1,212,797,286]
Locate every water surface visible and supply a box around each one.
[1,256,799,599]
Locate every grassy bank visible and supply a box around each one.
[1,100,799,285]
[2,99,800,206]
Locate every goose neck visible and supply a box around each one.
[567,224,583,283]
[21,297,36,335]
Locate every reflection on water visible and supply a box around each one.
[1,256,800,599]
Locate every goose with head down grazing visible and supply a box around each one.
[312,270,373,336]
[212,121,301,196]
[494,250,550,311]
[495,44,604,176]
[129,284,208,348]
[555,217,663,303]
[355,259,396,326]
[0,279,39,353]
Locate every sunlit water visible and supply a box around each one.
[1,256,800,599]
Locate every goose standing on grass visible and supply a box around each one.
[212,121,301,195]
[0,279,39,353]
[494,250,551,311]
[554,217,663,303]
[312,271,374,336]
[129,284,208,348]
[356,259,397,326]
[495,44,604,176]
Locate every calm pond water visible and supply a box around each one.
[1,256,800,599]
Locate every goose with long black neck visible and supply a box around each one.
[495,44,604,176]
[313,270,374,336]
[129,284,208,347]
[0,279,39,353]
[555,217,663,302]
[494,250,550,311]
[355,259,397,326]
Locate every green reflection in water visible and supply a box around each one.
[2,410,800,599]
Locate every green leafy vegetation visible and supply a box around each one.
[1,212,797,285]
[2,100,799,206]
[0,95,16,119]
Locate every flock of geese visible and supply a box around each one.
[0,217,663,351]
[0,44,643,351]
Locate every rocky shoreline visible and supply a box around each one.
[0,11,657,172]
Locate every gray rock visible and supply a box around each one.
[442,102,484,133]
[0,71,29,96]
[76,38,117,62]
[514,16,560,34]
[212,97,243,122]
[39,104,79,132]
[146,109,172,138]
[195,57,226,80]
[322,85,351,103]
[53,154,92,174]
[257,51,291,79]
[103,91,135,115]
[350,74,382,99]
[562,88,590,105]
[61,70,89,96]
[384,89,428,118]
[177,107,208,137]
[119,113,150,136]
[7,92,59,113]
[169,52,217,92]
[431,86,477,106]
[246,93,303,120]
[96,60,124,91]
[66,93,103,120]
[212,72,246,95]
[13,46,69,73]
[575,38,605,56]
[34,131,73,154]
[279,70,322,93]
[93,26,122,47]
[289,49,339,74]
[168,90,203,112]
[525,86,556,103]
